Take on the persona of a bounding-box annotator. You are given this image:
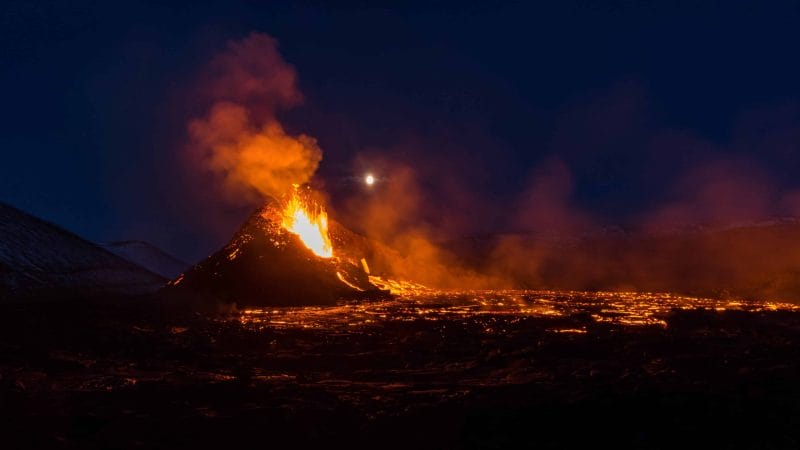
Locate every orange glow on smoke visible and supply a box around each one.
[281,187,333,258]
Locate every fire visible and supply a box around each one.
[280,187,333,258]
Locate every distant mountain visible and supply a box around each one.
[0,202,166,301]
[102,240,190,279]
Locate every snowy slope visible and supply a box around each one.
[102,240,190,279]
[0,202,166,300]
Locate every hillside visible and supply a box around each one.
[0,202,166,301]
[102,240,189,279]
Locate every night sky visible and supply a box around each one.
[2,1,799,262]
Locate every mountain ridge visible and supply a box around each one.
[0,201,166,301]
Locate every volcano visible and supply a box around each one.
[164,195,388,306]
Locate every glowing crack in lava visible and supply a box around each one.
[280,187,333,258]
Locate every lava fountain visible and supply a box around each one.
[280,186,333,258]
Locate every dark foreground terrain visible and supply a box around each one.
[2,290,800,449]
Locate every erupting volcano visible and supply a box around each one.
[165,185,388,306]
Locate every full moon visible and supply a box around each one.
[365,174,375,186]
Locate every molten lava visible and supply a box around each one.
[280,187,333,258]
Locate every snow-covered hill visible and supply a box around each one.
[102,240,189,279]
[0,202,166,301]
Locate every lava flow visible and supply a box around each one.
[280,186,333,258]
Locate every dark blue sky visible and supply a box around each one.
[2,1,799,261]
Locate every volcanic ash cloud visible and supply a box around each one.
[188,32,322,203]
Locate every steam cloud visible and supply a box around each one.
[343,157,504,289]
[341,85,800,301]
[188,32,322,203]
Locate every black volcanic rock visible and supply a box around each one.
[0,202,166,301]
[164,199,386,306]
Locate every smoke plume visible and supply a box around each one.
[342,157,504,289]
[188,32,321,203]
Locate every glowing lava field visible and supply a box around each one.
[3,290,800,449]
